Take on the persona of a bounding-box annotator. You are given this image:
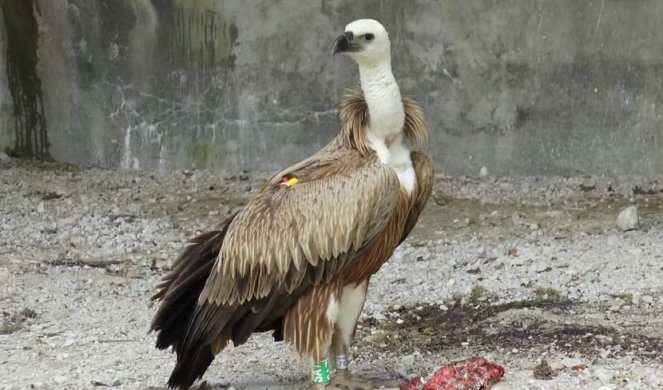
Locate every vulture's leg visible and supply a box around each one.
[328,281,366,387]
[324,280,401,389]
[286,282,344,389]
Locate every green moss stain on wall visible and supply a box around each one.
[1,0,51,159]
[175,141,227,169]
[172,0,237,73]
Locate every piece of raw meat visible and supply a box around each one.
[400,357,505,390]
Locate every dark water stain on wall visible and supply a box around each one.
[1,0,51,159]
[172,1,237,74]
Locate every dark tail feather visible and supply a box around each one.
[150,214,236,389]
[167,344,215,390]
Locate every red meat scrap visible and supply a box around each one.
[401,357,505,390]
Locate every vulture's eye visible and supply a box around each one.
[364,33,374,41]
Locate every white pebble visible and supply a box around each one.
[401,353,416,367]
[616,205,639,231]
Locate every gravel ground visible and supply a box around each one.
[1,158,662,390]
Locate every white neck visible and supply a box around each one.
[358,60,415,194]
[358,61,405,140]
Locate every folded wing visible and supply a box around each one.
[200,160,401,307]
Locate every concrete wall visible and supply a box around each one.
[1,0,662,176]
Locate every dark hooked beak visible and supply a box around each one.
[332,31,358,55]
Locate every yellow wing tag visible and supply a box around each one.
[280,176,300,188]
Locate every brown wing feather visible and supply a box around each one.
[199,158,401,307]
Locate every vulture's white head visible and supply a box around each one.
[332,19,391,66]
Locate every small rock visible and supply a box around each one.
[479,166,489,177]
[616,205,639,231]
[641,295,654,305]
[533,359,555,380]
[401,353,416,367]
[0,152,10,161]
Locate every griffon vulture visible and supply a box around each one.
[151,18,434,389]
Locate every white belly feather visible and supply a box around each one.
[367,132,416,195]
